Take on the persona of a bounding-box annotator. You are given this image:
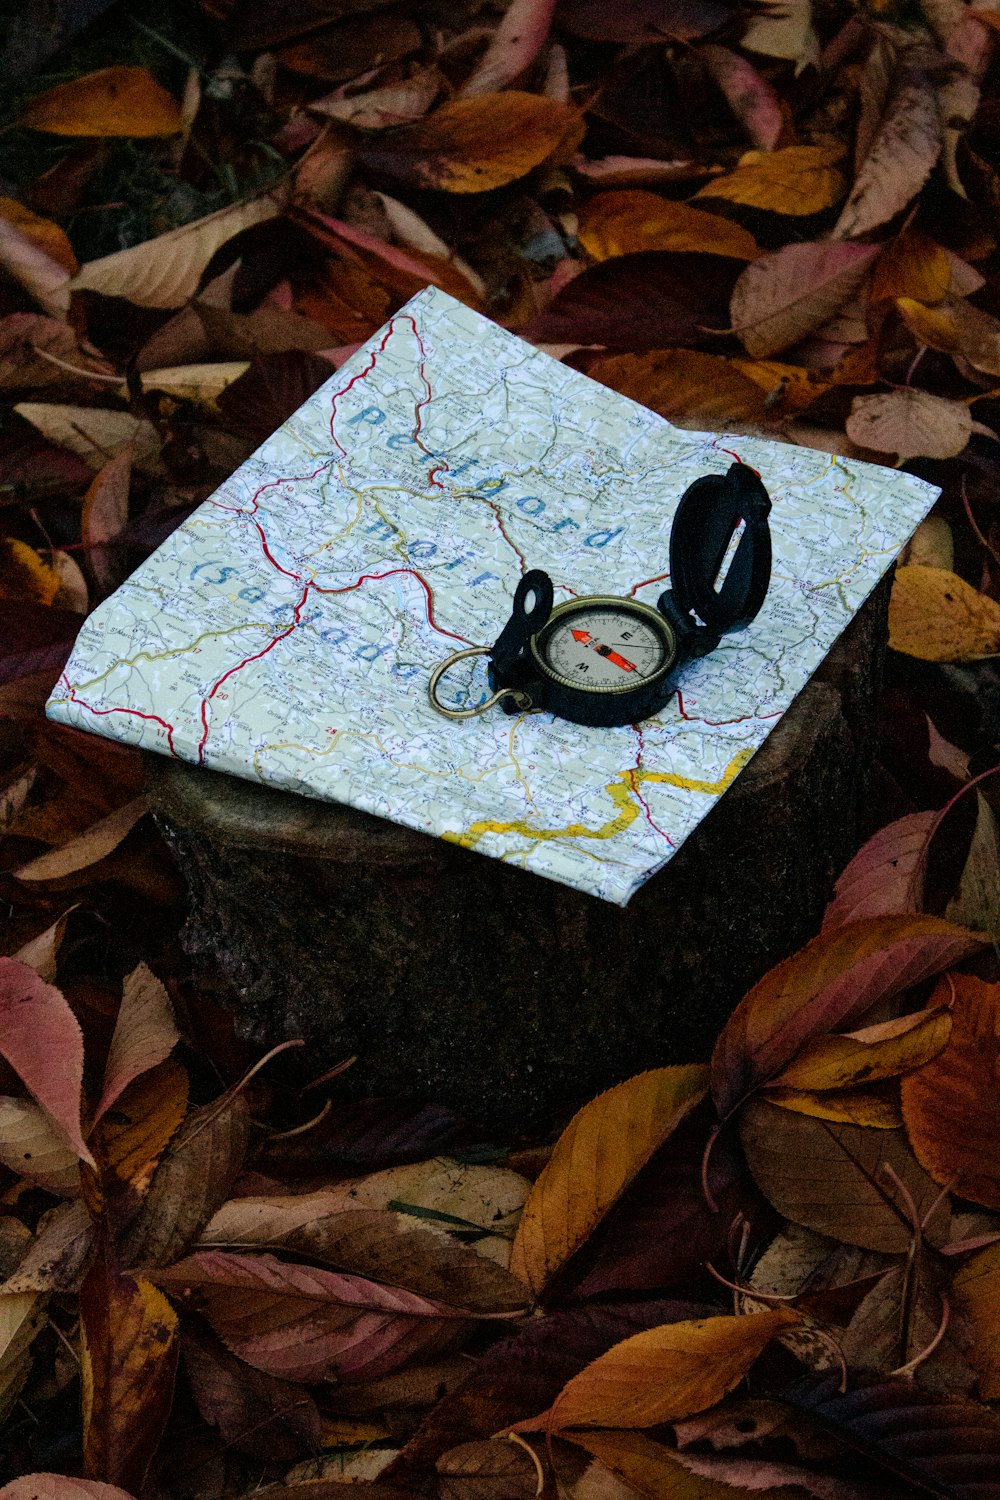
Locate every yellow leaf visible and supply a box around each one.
[89,1057,189,1204]
[889,565,1000,661]
[768,1009,953,1091]
[895,297,963,354]
[0,539,60,605]
[20,67,182,138]
[512,1310,798,1431]
[897,294,1000,379]
[695,145,846,215]
[592,350,768,429]
[730,358,829,412]
[360,92,583,193]
[0,199,77,274]
[871,226,952,305]
[511,1067,708,1299]
[578,191,759,261]
[762,1083,903,1128]
[954,1239,1000,1398]
[127,362,250,404]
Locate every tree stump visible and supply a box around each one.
[147,576,890,1132]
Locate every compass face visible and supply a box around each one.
[533,599,676,695]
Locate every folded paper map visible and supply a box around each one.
[48,286,938,904]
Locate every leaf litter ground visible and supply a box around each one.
[2,0,1000,1497]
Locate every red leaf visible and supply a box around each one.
[822,811,936,929]
[0,957,94,1165]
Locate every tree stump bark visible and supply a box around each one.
[147,576,890,1132]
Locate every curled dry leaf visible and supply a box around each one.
[901,975,1000,1209]
[14,796,149,884]
[578,191,759,261]
[131,363,250,404]
[81,449,130,595]
[360,92,582,193]
[711,913,981,1119]
[0,1479,136,1500]
[80,1263,179,1492]
[730,242,878,358]
[511,1310,799,1432]
[0,1097,81,1195]
[953,1239,1000,1397]
[20,67,182,138]
[767,1008,953,1093]
[572,155,724,187]
[845,389,972,462]
[510,1065,708,1299]
[2,1201,95,1295]
[151,1249,474,1384]
[462,0,558,96]
[12,913,69,983]
[12,405,161,472]
[70,194,282,308]
[94,964,179,1124]
[740,1097,949,1252]
[822,810,937,928]
[0,957,92,1164]
[833,63,942,240]
[593,349,768,429]
[695,145,846,215]
[945,792,1000,934]
[699,45,784,152]
[889,564,1000,660]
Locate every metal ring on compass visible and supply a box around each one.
[427,645,532,720]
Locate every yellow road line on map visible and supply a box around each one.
[72,624,272,693]
[443,748,753,851]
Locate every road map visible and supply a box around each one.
[48,286,939,904]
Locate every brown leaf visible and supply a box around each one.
[0,205,72,317]
[0,1096,81,1194]
[0,957,92,1163]
[70,194,283,308]
[871,226,953,305]
[201,1202,528,1312]
[953,1239,1000,1397]
[565,1429,790,1500]
[81,449,130,595]
[695,145,846,215]
[593,349,768,429]
[945,792,1000,933]
[740,1097,949,1252]
[767,1009,952,1093]
[20,67,182,137]
[94,965,179,1123]
[360,92,582,193]
[711,914,981,1119]
[901,974,1000,1209]
[0,1479,136,1500]
[80,1261,179,1491]
[193,302,337,358]
[14,796,149,883]
[436,1438,539,1498]
[119,1089,250,1268]
[0,1294,47,1426]
[845,389,972,462]
[730,242,878,358]
[183,1327,322,1461]
[889,564,1000,660]
[11,405,161,472]
[578,191,759,261]
[151,1249,474,1383]
[2,1201,95,1294]
[822,811,936,928]
[833,63,942,240]
[510,1066,708,1299]
[699,45,783,152]
[511,1310,799,1432]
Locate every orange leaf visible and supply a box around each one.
[88,1057,189,1208]
[695,145,845,215]
[20,67,182,138]
[889,565,1000,661]
[510,1065,708,1298]
[578,191,759,261]
[592,350,767,429]
[360,92,583,192]
[0,199,77,274]
[871,227,952,305]
[897,294,1000,379]
[901,974,1000,1209]
[510,1310,798,1431]
[711,914,981,1119]
[0,539,60,605]
[80,1263,179,1491]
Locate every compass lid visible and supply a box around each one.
[668,462,772,635]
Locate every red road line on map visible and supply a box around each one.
[628,571,670,598]
[59,675,179,757]
[196,585,311,764]
[485,499,527,575]
[313,567,473,645]
[629,725,672,844]
[675,690,781,727]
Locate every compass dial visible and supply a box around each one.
[534,601,675,694]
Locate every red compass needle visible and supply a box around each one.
[570,628,637,673]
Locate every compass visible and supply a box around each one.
[428,461,772,729]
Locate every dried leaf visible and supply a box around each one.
[0,957,92,1163]
[0,1479,135,1500]
[0,1293,46,1425]
[767,1009,952,1092]
[871,226,953,304]
[94,964,179,1123]
[12,914,68,983]
[15,796,149,883]
[360,92,582,192]
[953,1239,1000,1397]
[901,974,1000,1209]
[436,1438,539,1498]
[573,155,724,187]
[560,0,730,44]
[0,198,76,274]
[183,1327,322,1461]
[594,349,770,429]
[0,1096,81,1194]
[763,1084,903,1129]
[822,811,936,928]
[578,191,759,261]
[0,205,72,317]
[833,64,942,240]
[566,1430,790,1500]
[20,67,182,137]
[70,194,282,308]
[845,389,972,462]
[730,242,878,358]
[12,405,161,471]
[711,914,980,1119]
[151,1249,473,1383]
[80,1262,179,1491]
[699,45,783,152]
[81,449,130,595]
[889,564,1000,660]
[741,0,819,65]
[90,1057,189,1206]
[510,1066,707,1299]
[133,362,250,402]
[945,792,1000,933]
[0,539,60,605]
[308,75,440,131]
[740,1097,949,1251]
[462,0,558,96]
[898,293,1000,378]
[695,145,846,215]
[2,1201,95,1294]
[512,1311,799,1432]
